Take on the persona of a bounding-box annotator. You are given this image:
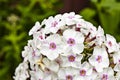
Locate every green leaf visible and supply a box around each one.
[80,8,96,19]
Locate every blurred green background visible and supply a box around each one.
[80,0,120,41]
[0,0,62,80]
[0,0,120,80]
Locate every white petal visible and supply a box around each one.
[72,44,84,54]
[47,52,59,60]
[114,64,120,72]
[48,61,59,72]
[75,32,84,44]
[58,69,66,79]
[29,21,41,35]
[46,34,62,44]
[95,65,103,72]
[63,29,77,40]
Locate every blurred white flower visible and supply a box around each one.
[13,61,29,80]
[43,15,65,34]
[95,26,105,46]
[116,71,120,80]
[30,65,44,80]
[62,12,82,25]
[113,51,120,72]
[29,21,41,36]
[105,34,119,53]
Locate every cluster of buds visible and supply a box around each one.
[14,12,120,80]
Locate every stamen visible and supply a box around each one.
[49,42,56,50]
[67,38,75,46]
[51,21,58,27]
[68,55,75,62]
[80,69,86,76]
[96,56,102,63]
[66,75,73,80]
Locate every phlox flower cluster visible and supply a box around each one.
[14,12,120,80]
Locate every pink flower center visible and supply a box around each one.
[108,41,112,47]
[39,35,43,40]
[68,55,75,62]
[51,21,58,27]
[119,59,120,64]
[49,42,56,50]
[67,38,75,46]
[96,55,102,63]
[68,16,74,19]
[80,69,86,76]
[66,75,73,80]
[102,74,108,80]
[76,23,82,28]
[32,50,36,57]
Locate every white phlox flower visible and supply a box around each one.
[43,15,65,34]
[61,12,82,25]
[13,61,29,80]
[113,51,120,72]
[74,62,93,80]
[29,21,41,36]
[77,20,97,37]
[60,52,83,68]
[89,46,109,72]
[40,34,63,60]
[105,34,119,53]
[63,29,84,54]
[95,26,105,46]
[58,67,77,80]
[97,67,115,80]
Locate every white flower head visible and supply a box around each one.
[62,12,82,25]
[14,12,120,80]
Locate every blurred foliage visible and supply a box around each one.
[0,0,62,80]
[80,0,120,41]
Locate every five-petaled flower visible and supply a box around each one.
[40,34,63,60]
[89,46,109,72]
[63,29,84,54]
